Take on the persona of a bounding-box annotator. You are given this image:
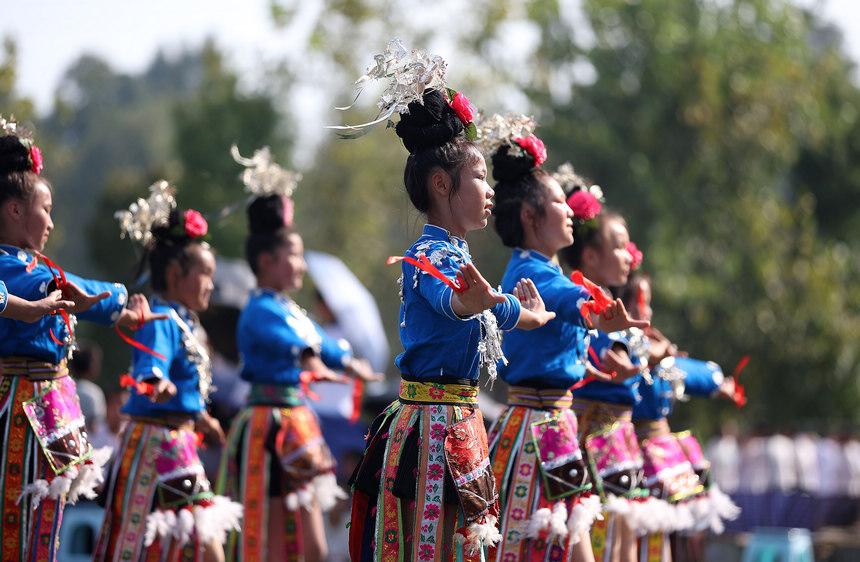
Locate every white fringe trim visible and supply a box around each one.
[284,472,348,512]
[567,495,602,547]
[525,502,569,542]
[68,446,113,504]
[454,514,503,555]
[704,483,741,534]
[143,495,244,547]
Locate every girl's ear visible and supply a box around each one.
[165,260,183,289]
[520,203,537,233]
[581,244,600,271]
[428,169,451,198]
[4,199,23,222]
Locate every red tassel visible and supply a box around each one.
[120,374,155,396]
[732,355,749,408]
[571,270,614,319]
[349,378,364,424]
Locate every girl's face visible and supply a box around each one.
[448,154,494,237]
[529,177,574,255]
[172,244,216,312]
[270,232,306,292]
[21,180,54,252]
[589,217,632,287]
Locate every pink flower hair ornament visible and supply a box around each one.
[515,134,547,167]
[626,241,643,271]
[566,189,601,220]
[182,209,209,239]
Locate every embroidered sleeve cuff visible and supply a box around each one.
[0,280,7,314]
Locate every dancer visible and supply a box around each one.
[216,146,381,561]
[344,41,556,562]
[556,168,649,562]
[0,116,162,561]
[94,180,242,562]
[620,271,740,560]
[481,118,648,562]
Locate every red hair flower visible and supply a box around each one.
[626,241,643,270]
[29,145,43,175]
[515,135,547,167]
[566,190,601,220]
[183,209,208,238]
[448,91,475,125]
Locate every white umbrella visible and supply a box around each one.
[304,251,390,373]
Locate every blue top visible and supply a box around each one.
[123,297,208,417]
[633,356,724,420]
[0,280,7,314]
[499,249,590,388]
[238,288,353,386]
[571,329,645,407]
[0,245,128,363]
[395,225,521,380]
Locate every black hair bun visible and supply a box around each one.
[395,89,463,153]
[247,194,288,234]
[0,135,31,176]
[491,144,534,183]
[149,210,187,246]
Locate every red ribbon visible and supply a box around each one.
[194,431,207,450]
[731,355,749,408]
[115,324,167,361]
[120,374,155,396]
[387,254,465,293]
[300,371,321,401]
[27,251,74,345]
[571,346,616,389]
[350,378,365,424]
[570,270,613,319]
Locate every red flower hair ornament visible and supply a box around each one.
[515,134,547,167]
[446,88,478,141]
[183,209,209,239]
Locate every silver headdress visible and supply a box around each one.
[231,144,302,198]
[553,162,604,203]
[474,112,539,158]
[115,180,177,247]
[330,38,449,136]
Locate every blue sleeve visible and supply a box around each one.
[678,358,724,396]
[131,314,177,382]
[410,257,462,322]
[64,272,128,326]
[0,280,7,314]
[490,292,522,331]
[316,322,353,369]
[545,275,591,327]
[242,303,309,371]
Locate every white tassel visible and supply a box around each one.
[527,507,552,539]
[688,495,711,531]
[193,496,244,544]
[567,495,603,546]
[705,483,741,534]
[67,448,111,504]
[463,514,502,554]
[311,472,348,512]
[174,506,195,545]
[673,501,695,532]
[16,479,50,511]
[47,467,78,499]
[604,494,630,516]
[144,509,173,547]
[548,502,569,541]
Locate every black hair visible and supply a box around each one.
[558,209,626,271]
[143,209,209,292]
[0,134,42,206]
[491,144,553,248]
[244,194,298,275]
[395,89,481,213]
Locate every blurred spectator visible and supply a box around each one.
[70,342,110,449]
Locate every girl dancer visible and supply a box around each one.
[482,118,647,562]
[0,116,161,561]
[557,168,648,562]
[344,41,555,561]
[94,181,242,562]
[217,146,381,561]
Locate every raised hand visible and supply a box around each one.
[146,377,177,404]
[598,346,641,383]
[121,293,169,327]
[451,262,507,317]
[1,291,75,323]
[590,298,649,333]
[62,280,111,314]
[513,278,555,329]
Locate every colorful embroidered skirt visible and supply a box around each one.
[93,417,242,562]
[215,383,344,562]
[487,386,601,562]
[635,419,703,504]
[349,377,500,562]
[0,358,110,562]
